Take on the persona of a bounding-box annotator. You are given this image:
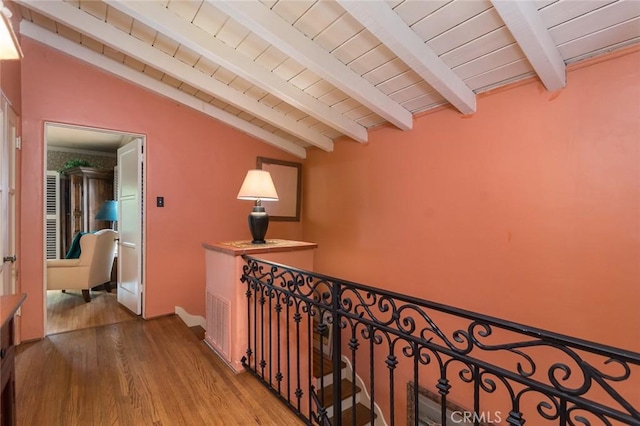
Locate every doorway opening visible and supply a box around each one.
[44,122,146,335]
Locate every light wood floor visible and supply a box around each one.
[16,315,304,426]
[46,287,137,335]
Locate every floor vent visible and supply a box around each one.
[206,292,230,360]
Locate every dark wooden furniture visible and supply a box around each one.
[1,293,27,426]
[60,167,114,257]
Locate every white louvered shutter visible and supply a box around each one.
[46,171,60,259]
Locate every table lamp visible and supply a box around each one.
[237,170,279,244]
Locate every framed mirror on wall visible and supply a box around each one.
[257,157,301,222]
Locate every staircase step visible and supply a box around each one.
[329,402,377,426]
[317,378,361,408]
[313,348,345,378]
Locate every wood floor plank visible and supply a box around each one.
[46,288,138,335]
[16,315,304,425]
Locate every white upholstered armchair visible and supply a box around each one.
[47,229,118,302]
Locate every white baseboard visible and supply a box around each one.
[174,306,206,329]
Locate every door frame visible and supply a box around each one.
[42,122,147,333]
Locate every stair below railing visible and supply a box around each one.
[312,348,384,426]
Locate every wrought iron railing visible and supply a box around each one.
[240,255,640,426]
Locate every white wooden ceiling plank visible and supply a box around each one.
[440,27,515,69]
[332,98,362,114]
[313,12,363,53]
[194,91,214,103]
[238,111,255,122]
[402,93,447,113]
[357,113,387,128]
[492,0,566,90]
[298,116,321,128]
[392,0,449,27]
[259,94,283,109]
[152,32,180,56]
[271,0,315,26]
[362,57,410,86]
[105,1,367,142]
[123,55,145,72]
[348,44,396,77]
[283,108,308,122]
[56,23,82,44]
[322,128,343,140]
[261,0,278,9]
[192,1,228,36]
[103,45,125,63]
[428,8,504,55]
[254,46,289,71]
[332,30,381,66]
[212,67,237,85]
[549,0,640,45]
[18,4,33,21]
[289,68,322,91]
[80,35,104,54]
[235,32,270,61]
[262,123,279,134]
[464,59,534,91]
[22,0,332,152]
[317,88,349,107]
[244,86,269,101]
[108,0,365,142]
[130,19,157,45]
[31,10,58,32]
[558,17,640,61]
[538,0,615,29]
[178,82,199,96]
[388,82,435,104]
[105,5,133,34]
[228,77,254,94]
[304,80,336,99]
[535,0,558,9]
[161,74,182,88]
[142,65,164,81]
[272,102,295,116]
[79,0,107,22]
[174,45,201,67]
[223,104,243,116]
[339,0,476,114]
[167,0,203,23]
[193,56,219,76]
[210,97,229,110]
[453,44,524,80]
[272,58,306,81]
[213,0,413,130]
[217,16,251,49]
[347,105,375,121]
[376,70,423,95]
[412,0,492,42]
[294,1,345,40]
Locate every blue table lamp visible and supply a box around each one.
[95,200,118,229]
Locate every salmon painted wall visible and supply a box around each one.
[19,38,303,340]
[303,48,640,422]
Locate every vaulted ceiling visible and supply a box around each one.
[14,0,640,158]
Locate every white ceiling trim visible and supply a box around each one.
[212,0,414,131]
[107,0,368,144]
[338,0,476,115]
[19,21,307,159]
[491,0,566,91]
[19,0,331,152]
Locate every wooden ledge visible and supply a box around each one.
[1,293,27,328]
[202,239,317,256]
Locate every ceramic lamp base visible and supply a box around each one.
[248,205,269,244]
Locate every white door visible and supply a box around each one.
[0,98,18,296]
[117,138,144,314]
